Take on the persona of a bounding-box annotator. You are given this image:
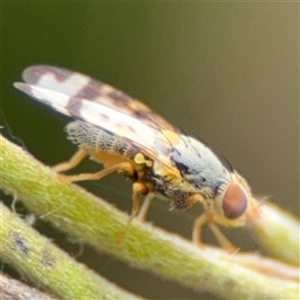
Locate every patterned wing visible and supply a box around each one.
[14,65,182,163]
[20,65,177,131]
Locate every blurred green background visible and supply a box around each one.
[2,2,299,299]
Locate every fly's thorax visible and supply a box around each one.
[169,134,231,197]
[212,171,251,227]
[148,159,196,201]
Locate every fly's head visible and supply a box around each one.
[211,171,254,227]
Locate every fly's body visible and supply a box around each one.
[14,65,258,249]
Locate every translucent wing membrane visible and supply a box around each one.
[22,65,132,104]
[14,66,181,163]
[21,66,177,132]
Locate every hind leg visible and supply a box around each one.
[58,161,135,183]
[51,149,87,173]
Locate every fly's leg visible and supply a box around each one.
[54,156,142,242]
[51,149,87,173]
[137,193,154,222]
[59,161,135,183]
[207,217,237,252]
[192,213,207,248]
[193,202,238,252]
[117,182,149,244]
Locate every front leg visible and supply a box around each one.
[188,194,238,252]
[193,200,238,252]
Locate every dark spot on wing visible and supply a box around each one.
[132,110,148,119]
[107,90,131,103]
[69,77,133,106]
[99,113,110,122]
[73,78,105,99]
[23,65,68,84]
[127,125,136,133]
[66,98,83,116]
[13,231,29,255]
[46,66,73,82]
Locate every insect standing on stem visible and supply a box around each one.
[14,65,258,251]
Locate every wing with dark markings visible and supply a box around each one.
[21,65,177,133]
[14,65,183,165]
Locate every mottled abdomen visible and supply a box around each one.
[66,121,140,166]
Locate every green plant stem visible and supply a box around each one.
[0,203,142,300]
[249,202,300,265]
[1,135,299,299]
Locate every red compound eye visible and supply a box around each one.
[222,183,248,219]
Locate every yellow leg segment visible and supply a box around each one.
[117,182,149,244]
[193,201,238,252]
[59,162,135,183]
[192,213,207,248]
[137,193,154,222]
[51,149,87,173]
[207,219,238,253]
